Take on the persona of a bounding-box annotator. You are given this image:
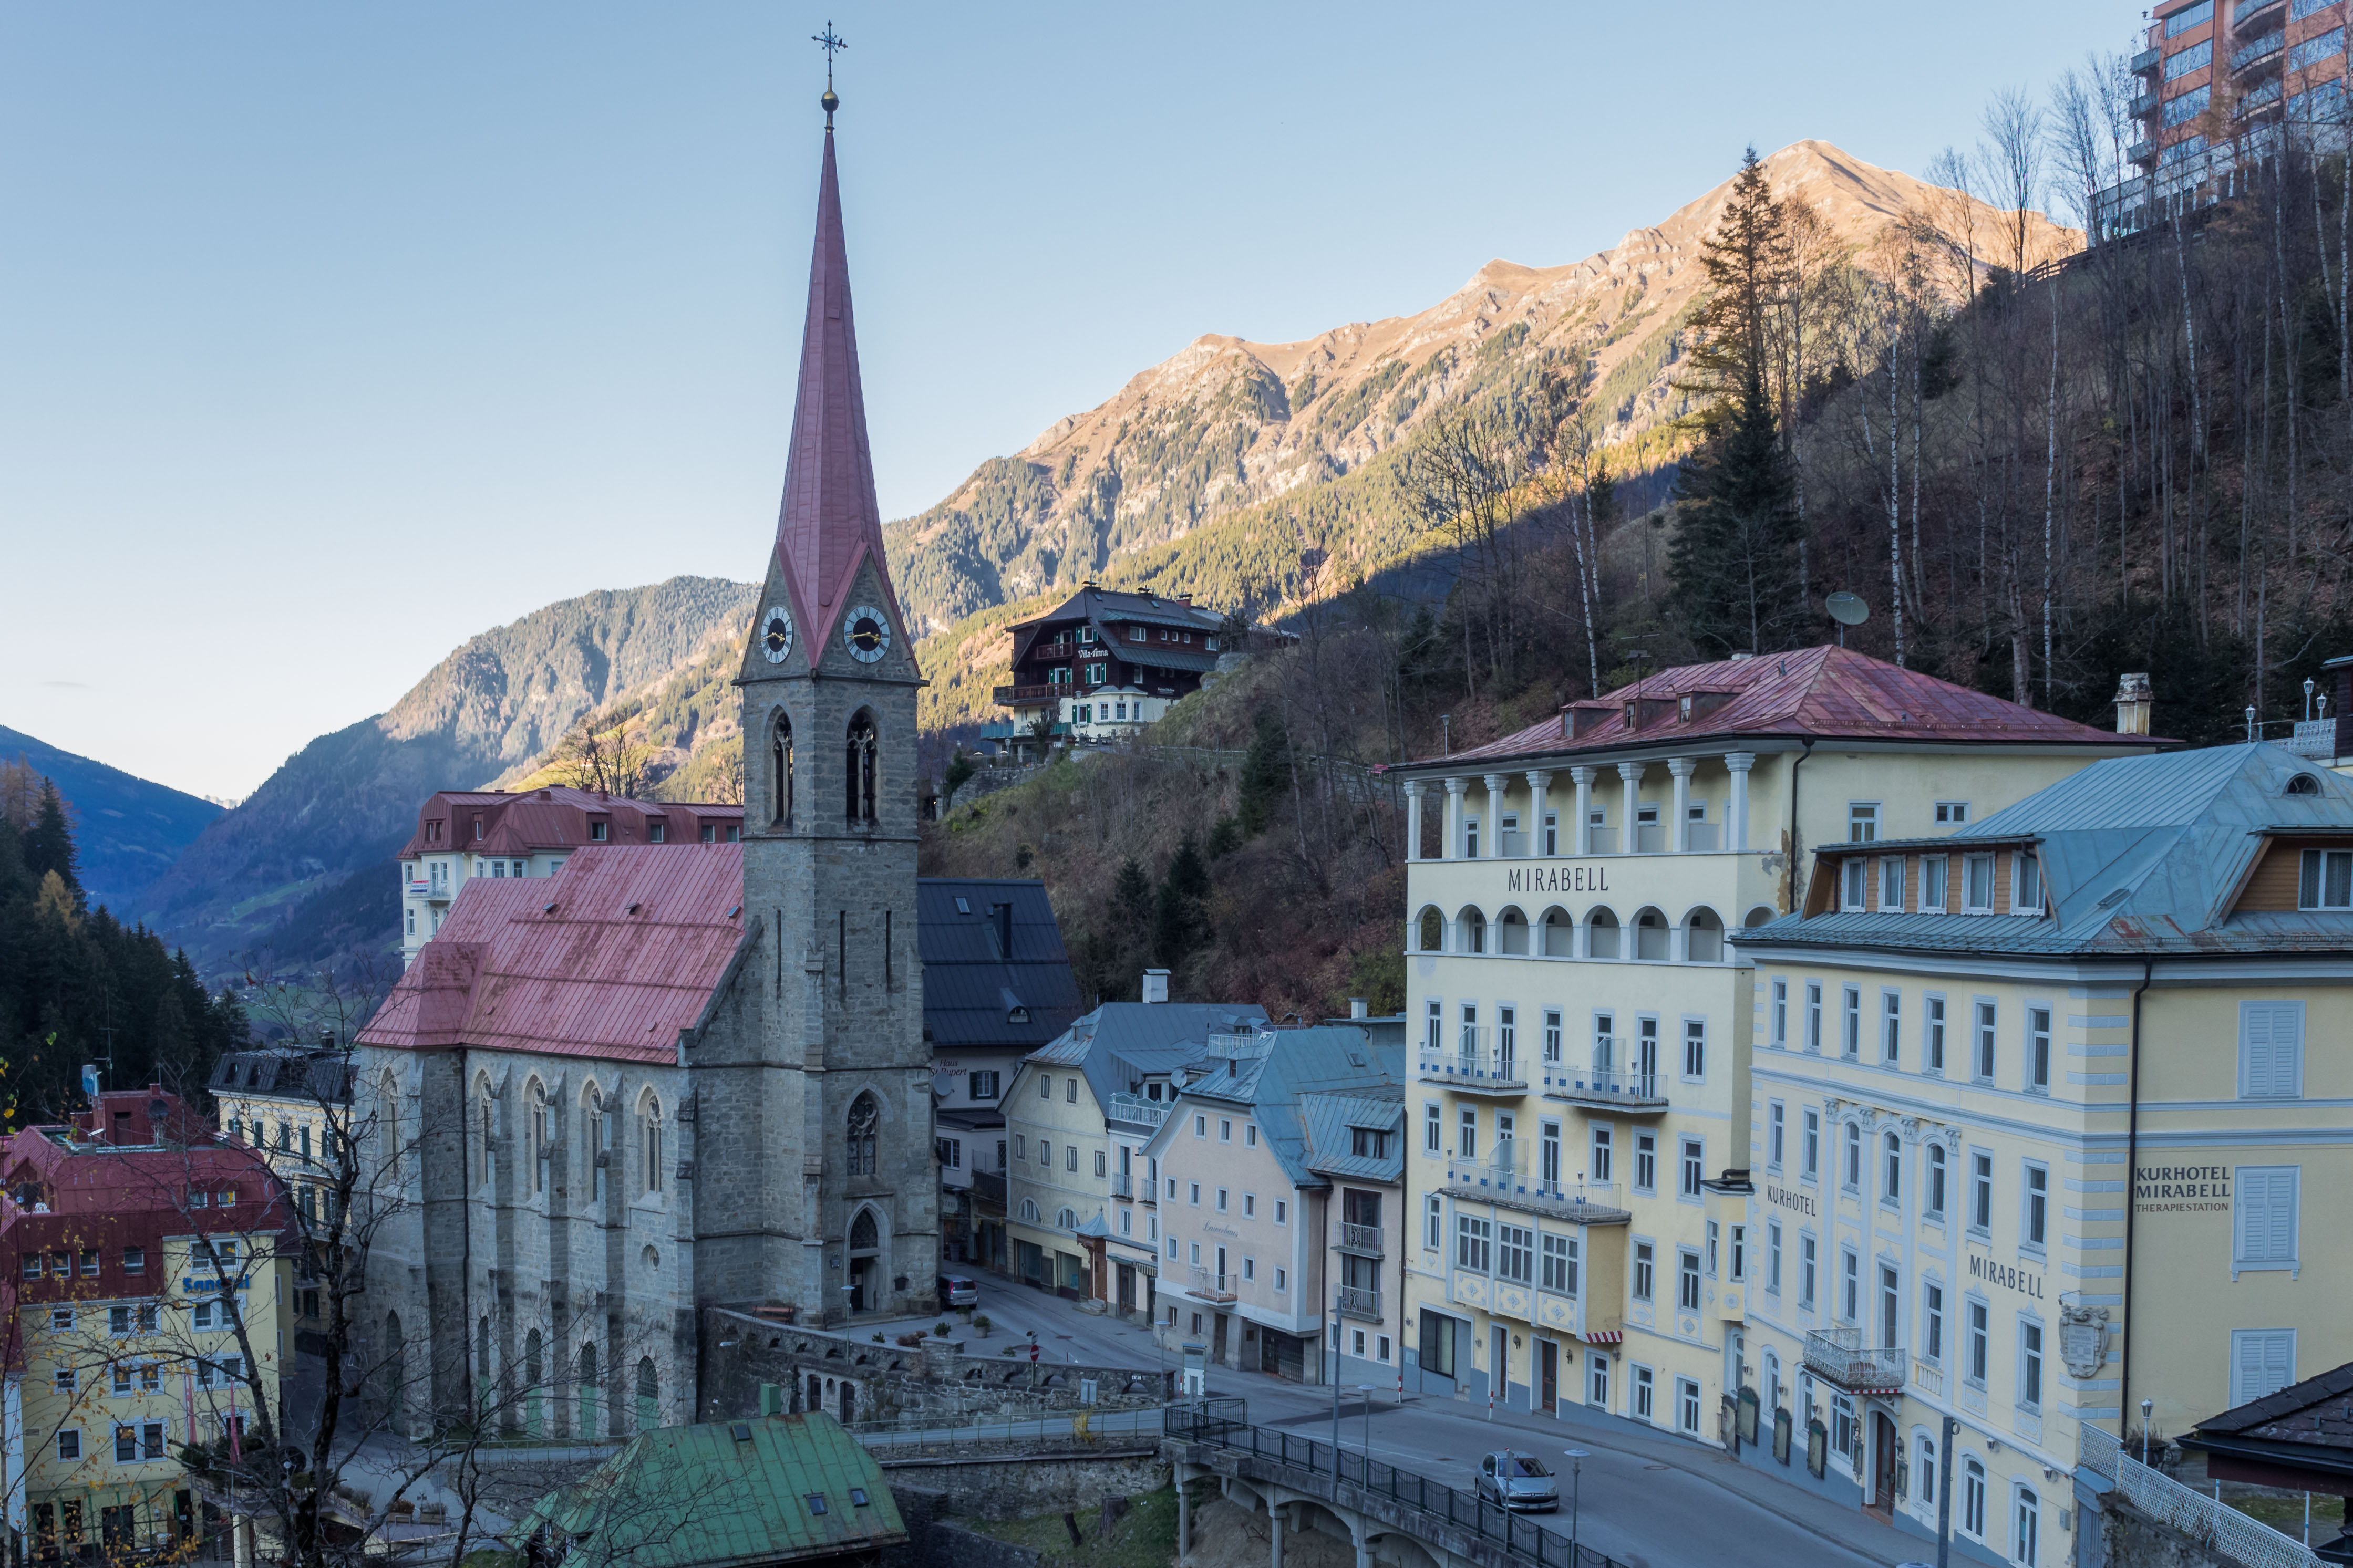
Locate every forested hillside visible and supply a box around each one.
[0,773,245,1116]
[0,728,224,915]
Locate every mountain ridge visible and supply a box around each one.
[887,140,2079,732]
[0,725,226,916]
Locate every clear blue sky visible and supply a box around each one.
[2,1,2137,803]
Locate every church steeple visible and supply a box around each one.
[769,88,906,660]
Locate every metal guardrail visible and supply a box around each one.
[850,1406,1172,1455]
[1337,1222,1384,1255]
[1165,1402,1629,1568]
[1108,1093,1172,1128]
[2080,1425,2321,1568]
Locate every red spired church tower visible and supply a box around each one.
[697,62,935,1322]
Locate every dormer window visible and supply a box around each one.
[2299,849,2353,909]
[648,823,666,843]
[472,818,484,841]
[590,821,609,842]
[2012,852,2044,913]
[2286,773,2322,795]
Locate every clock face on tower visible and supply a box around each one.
[759,605,795,663]
[843,604,891,663]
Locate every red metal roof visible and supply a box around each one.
[359,843,748,1064]
[770,123,911,664]
[1410,646,2161,770]
[398,787,743,859]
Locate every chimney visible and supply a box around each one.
[1141,969,1170,1005]
[1178,594,1194,606]
[1349,998,1369,1020]
[2114,672,2153,735]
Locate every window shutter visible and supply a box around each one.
[2238,1002,2305,1099]
[2235,1167,2299,1267]
[2233,1330,2296,1405]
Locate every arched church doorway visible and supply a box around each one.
[848,1209,881,1312]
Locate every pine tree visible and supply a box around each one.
[21,781,80,904]
[1682,146,1788,403]
[1152,835,1212,970]
[1236,708,1291,837]
[1668,366,1807,655]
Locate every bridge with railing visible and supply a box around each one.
[1165,1400,1632,1568]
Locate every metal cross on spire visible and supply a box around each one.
[812,20,845,122]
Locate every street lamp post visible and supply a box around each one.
[1562,1448,1587,1562]
[2142,1398,2155,1466]
[1358,1385,1375,1486]
[1330,1287,1344,1499]
[1935,1414,1957,1568]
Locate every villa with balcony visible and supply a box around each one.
[987,584,1230,753]
[1141,1025,1403,1387]
[1392,647,2165,1453]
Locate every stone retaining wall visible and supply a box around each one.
[699,1306,1169,1422]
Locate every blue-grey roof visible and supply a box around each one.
[917,878,1085,1051]
[1021,1001,1268,1112]
[1154,1026,1405,1188]
[1739,743,2353,958]
[1299,1091,1407,1183]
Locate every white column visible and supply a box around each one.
[1570,766,1596,855]
[1725,752,1757,853]
[1617,762,1646,854]
[1525,770,1555,857]
[1483,774,1510,857]
[1668,756,1697,853]
[1404,780,1426,862]
[1442,777,1468,860]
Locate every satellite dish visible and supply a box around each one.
[1825,592,1871,627]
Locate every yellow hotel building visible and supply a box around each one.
[1390,648,2157,1449]
[1735,741,2353,1567]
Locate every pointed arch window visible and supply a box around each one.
[845,713,878,825]
[846,1093,879,1176]
[642,1095,664,1195]
[771,713,795,826]
[525,1080,548,1196]
[477,1082,496,1191]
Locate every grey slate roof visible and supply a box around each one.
[916,878,1084,1051]
[1737,743,2353,959]
[1022,1001,1268,1114]
[1162,1026,1405,1188]
[208,1048,352,1105]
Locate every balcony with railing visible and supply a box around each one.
[1337,1222,1383,1257]
[2285,718,2339,759]
[1417,1029,1526,1094]
[1188,1267,1237,1303]
[1542,1044,1669,1113]
[1913,1359,1944,1398]
[1337,1285,1382,1322]
[2129,90,2159,118]
[1107,1093,1172,1129]
[992,682,1058,706]
[1110,1172,1133,1199]
[2232,32,2285,73]
[2131,46,2160,75]
[1803,1327,1906,1394]
[1444,1156,1631,1225]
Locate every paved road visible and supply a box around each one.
[890,1283,1915,1568]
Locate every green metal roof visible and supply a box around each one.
[519,1414,904,1568]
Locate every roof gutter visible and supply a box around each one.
[2119,957,2154,1436]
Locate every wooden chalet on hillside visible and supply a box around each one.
[988,585,1228,748]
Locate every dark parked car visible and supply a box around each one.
[938,1274,979,1307]
[1474,1451,1560,1511]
